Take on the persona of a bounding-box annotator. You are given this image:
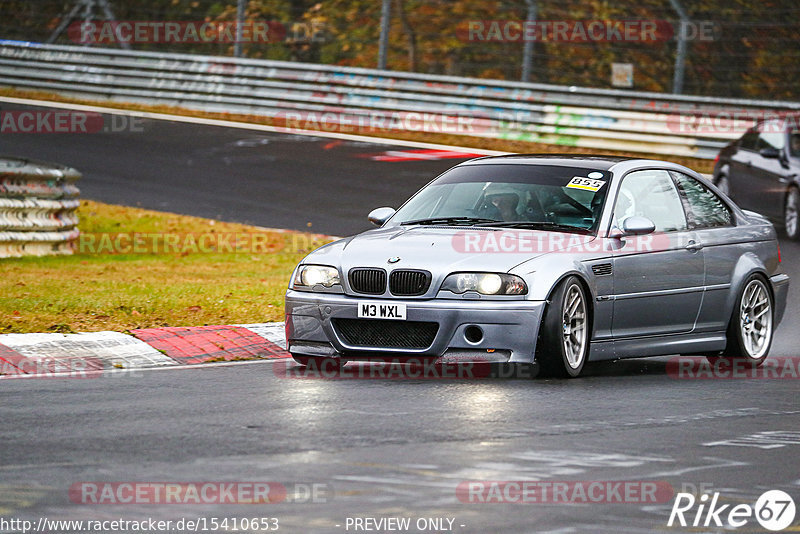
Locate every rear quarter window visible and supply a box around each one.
[739,130,759,151]
[670,171,733,228]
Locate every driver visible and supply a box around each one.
[790,132,800,157]
[484,186,522,221]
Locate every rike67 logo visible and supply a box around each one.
[668,490,796,531]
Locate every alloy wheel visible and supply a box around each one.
[739,279,772,359]
[785,188,799,239]
[561,284,587,369]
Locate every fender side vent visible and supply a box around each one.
[591,263,613,276]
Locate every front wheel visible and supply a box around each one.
[785,187,799,240]
[537,276,590,378]
[708,275,774,367]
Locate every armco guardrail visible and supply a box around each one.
[1,40,799,159]
[0,157,81,258]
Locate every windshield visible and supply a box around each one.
[391,164,611,233]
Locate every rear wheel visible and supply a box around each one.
[785,187,799,240]
[537,276,590,378]
[708,275,774,367]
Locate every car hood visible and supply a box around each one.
[305,225,597,274]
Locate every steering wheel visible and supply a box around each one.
[523,191,549,222]
[552,189,594,217]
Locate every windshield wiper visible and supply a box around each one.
[400,216,499,226]
[475,221,592,234]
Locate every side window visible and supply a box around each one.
[670,172,733,228]
[614,170,687,232]
[739,130,759,151]
[756,121,786,151]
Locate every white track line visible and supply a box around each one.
[0,357,286,380]
[0,96,509,156]
[0,95,712,177]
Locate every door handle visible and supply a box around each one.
[686,240,704,252]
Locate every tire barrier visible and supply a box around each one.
[1,40,799,159]
[0,156,81,258]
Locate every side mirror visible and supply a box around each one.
[368,207,396,227]
[621,216,656,236]
[759,147,781,159]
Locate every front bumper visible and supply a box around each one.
[285,290,546,364]
[770,273,790,326]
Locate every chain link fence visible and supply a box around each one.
[1,0,798,101]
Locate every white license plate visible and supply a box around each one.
[357,302,407,320]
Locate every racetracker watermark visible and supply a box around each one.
[0,356,103,379]
[456,480,674,504]
[451,230,672,254]
[667,356,800,379]
[666,110,800,134]
[274,359,537,380]
[69,482,331,504]
[68,21,291,44]
[77,232,280,255]
[0,110,144,134]
[275,111,491,136]
[75,232,329,255]
[459,20,717,43]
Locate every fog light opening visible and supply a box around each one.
[464,325,484,344]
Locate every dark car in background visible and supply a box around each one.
[713,116,800,239]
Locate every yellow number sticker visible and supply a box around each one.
[566,177,606,192]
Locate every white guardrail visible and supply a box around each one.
[1,40,800,159]
[0,157,80,258]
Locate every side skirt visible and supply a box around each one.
[588,332,728,361]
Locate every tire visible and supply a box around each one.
[536,276,590,378]
[708,275,774,367]
[715,173,731,197]
[784,187,800,240]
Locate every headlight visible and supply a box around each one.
[293,265,341,289]
[440,272,527,295]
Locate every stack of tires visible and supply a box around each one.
[0,157,81,257]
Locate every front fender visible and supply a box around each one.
[512,253,599,302]
[511,252,604,344]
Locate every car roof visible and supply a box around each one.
[458,154,639,171]
[753,114,800,127]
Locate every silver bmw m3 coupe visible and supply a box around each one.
[285,155,789,377]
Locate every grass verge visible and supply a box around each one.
[0,200,331,334]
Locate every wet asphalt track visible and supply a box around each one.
[1,102,799,533]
